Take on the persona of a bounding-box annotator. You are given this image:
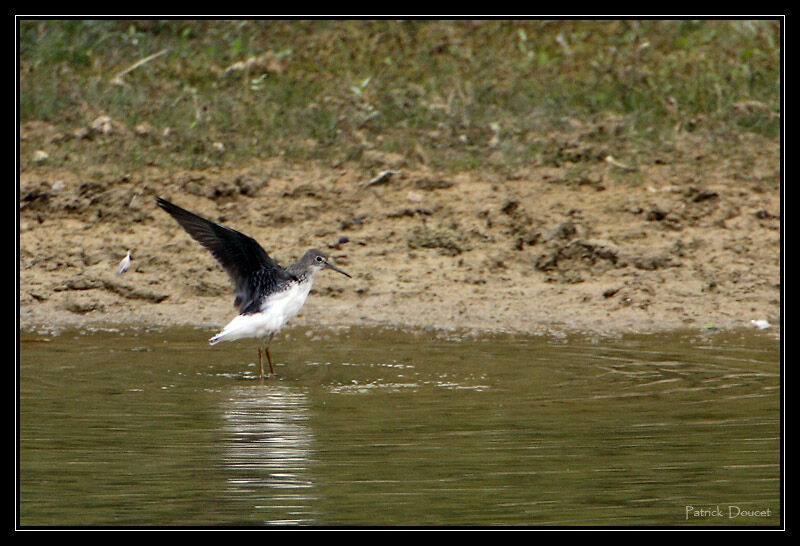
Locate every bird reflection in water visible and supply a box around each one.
[220,386,317,525]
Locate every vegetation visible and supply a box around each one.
[19,19,781,172]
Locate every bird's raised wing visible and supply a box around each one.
[156,197,290,312]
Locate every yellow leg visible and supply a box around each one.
[258,347,265,379]
[263,334,276,376]
[265,346,275,375]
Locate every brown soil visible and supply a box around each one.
[19,123,781,337]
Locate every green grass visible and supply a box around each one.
[19,19,781,172]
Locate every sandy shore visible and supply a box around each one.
[19,134,781,337]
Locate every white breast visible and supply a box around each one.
[265,279,313,327]
[209,280,314,344]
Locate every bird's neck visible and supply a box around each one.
[286,264,317,284]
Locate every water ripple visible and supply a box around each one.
[219,387,318,525]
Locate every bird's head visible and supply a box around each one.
[302,249,351,278]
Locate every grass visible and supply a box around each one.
[19,19,781,173]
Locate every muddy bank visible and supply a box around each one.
[19,131,781,337]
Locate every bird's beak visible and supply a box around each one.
[325,262,351,278]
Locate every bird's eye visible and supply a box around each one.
[315,255,324,263]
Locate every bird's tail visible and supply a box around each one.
[208,314,264,345]
[209,324,237,345]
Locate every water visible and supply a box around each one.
[18,327,781,527]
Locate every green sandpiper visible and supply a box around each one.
[156,197,351,378]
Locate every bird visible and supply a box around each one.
[156,197,351,378]
[116,250,132,275]
[750,319,771,330]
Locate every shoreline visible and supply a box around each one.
[19,294,780,339]
[20,158,780,341]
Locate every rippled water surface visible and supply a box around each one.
[18,327,781,527]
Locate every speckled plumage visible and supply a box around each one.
[157,197,351,376]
